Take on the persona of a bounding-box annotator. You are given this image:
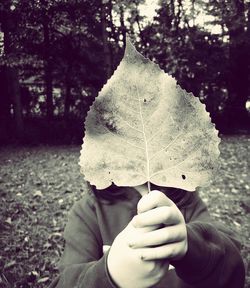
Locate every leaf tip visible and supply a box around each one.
[125,35,136,56]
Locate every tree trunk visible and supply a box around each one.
[43,20,53,119]
[1,5,24,139]
[101,0,112,78]
[44,58,53,119]
[0,68,11,121]
[6,68,23,138]
[64,78,71,118]
[108,0,118,45]
[119,4,126,48]
[135,12,147,50]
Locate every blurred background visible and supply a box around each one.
[0,1,249,288]
[0,0,249,144]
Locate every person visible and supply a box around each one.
[49,183,245,288]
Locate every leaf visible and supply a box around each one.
[5,260,16,269]
[58,199,64,205]
[37,277,49,284]
[79,37,220,191]
[33,190,43,197]
[5,217,12,225]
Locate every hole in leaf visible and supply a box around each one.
[182,174,186,180]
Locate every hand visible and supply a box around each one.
[107,220,169,288]
[129,190,188,261]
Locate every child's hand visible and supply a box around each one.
[107,220,169,288]
[130,190,188,261]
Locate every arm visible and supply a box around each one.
[49,194,116,288]
[130,191,245,288]
[172,192,245,288]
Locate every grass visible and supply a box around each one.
[0,135,249,288]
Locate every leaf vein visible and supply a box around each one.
[149,132,182,161]
[102,126,144,151]
[116,115,143,133]
[149,149,198,179]
[136,85,150,183]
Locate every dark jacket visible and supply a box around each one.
[49,187,245,288]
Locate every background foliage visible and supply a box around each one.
[0,0,249,144]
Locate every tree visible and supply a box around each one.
[224,0,249,130]
[12,0,106,118]
[101,0,113,78]
[0,1,24,139]
[200,0,250,131]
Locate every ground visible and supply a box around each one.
[0,135,249,288]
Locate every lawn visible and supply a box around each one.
[0,135,249,288]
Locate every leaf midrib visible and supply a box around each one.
[136,85,150,182]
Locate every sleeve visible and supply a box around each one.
[172,193,245,288]
[48,194,116,288]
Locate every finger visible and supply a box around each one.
[137,190,174,214]
[126,219,159,232]
[139,242,183,261]
[129,224,186,248]
[132,206,180,228]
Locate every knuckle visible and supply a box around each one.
[137,200,144,213]
[134,238,145,248]
[132,215,137,223]
[162,232,170,243]
[150,190,164,202]
[155,190,165,201]
[161,207,170,222]
[168,246,177,258]
[178,211,185,223]
[136,217,144,227]
[177,224,187,239]
[132,215,142,227]
[180,230,187,241]
[175,228,183,240]
[155,246,167,259]
[154,248,163,260]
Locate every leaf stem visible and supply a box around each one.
[147,181,151,193]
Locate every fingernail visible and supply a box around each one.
[128,242,135,248]
[132,216,138,227]
[140,255,145,260]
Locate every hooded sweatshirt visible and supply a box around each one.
[49,187,245,288]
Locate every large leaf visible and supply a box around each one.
[79,37,220,191]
